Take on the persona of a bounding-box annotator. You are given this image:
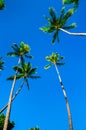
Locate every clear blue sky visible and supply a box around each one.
[0,0,86,130]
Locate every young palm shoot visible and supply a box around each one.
[40,7,86,43]
[44,52,73,130]
[3,42,32,130]
[0,62,40,114]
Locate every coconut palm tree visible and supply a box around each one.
[3,42,32,130]
[0,57,4,71]
[0,0,5,10]
[44,52,73,130]
[40,6,86,43]
[0,62,40,114]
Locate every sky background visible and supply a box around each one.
[0,0,86,130]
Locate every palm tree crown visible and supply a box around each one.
[7,62,40,89]
[7,41,32,60]
[40,7,76,43]
[44,52,65,69]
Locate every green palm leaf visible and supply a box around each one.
[30,76,40,79]
[61,7,76,26]
[52,31,59,43]
[56,62,65,66]
[40,26,54,33]
[49,7,57,22]
[44,64,52,69]
[7,52,18,57]
[13,66,23,73]
[0,0,5,10]
[7,74,24,80]
[62,0,78,5]
[63,23,76,29]
[0,57,4,70]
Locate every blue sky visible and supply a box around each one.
[0,0,86,130]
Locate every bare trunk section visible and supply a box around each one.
[59,28,86,36]
[3,58,21,130]
[54,64,73,130]
[0,79,25,114]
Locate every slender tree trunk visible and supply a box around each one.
[3,58,21,130]
[59,28,86,36]
[0,79,25,114]
[54,64,73,130]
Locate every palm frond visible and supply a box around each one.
[7,52,18,57]
[61,7,76,26]
[13,66,23,73]
[52,31,59,43]
[24,54,33,59]
[44,64,52,69]
[11,43,19,52]
[59,7,65,22]
[40,26,54,33]
[30,76,40,79]
[62,0,78,5]
[0,0,5,10]
[63,23,76,30]
[49,7,57,22]
[0,57,4,70]
[28,68,37,76]
[7,74,24,80]
[43,15,52,24]
[56,62,65,66]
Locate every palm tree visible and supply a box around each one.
[0,0,5,10]
[44,52,73,130]
[40,7,86,43]
[0,57,4,71]
[3,42,31,130]
[0,62,40,114]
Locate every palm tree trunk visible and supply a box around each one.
[59,28,86,36]
[3,58,21,130]
[0,79,25,114]
[54,64,73,130]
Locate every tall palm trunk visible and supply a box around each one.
[0,79,25,114]
[54,64,73,130]
[59,28,86,36]
[3,58,21,130]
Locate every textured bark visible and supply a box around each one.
[55,64,73,130]
[59,28,86,36]
[0,79,25,114]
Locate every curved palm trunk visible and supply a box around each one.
[54,64,73,130]
[3,58,21,130]
[59,28,86,36]
[0,79,25,114]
